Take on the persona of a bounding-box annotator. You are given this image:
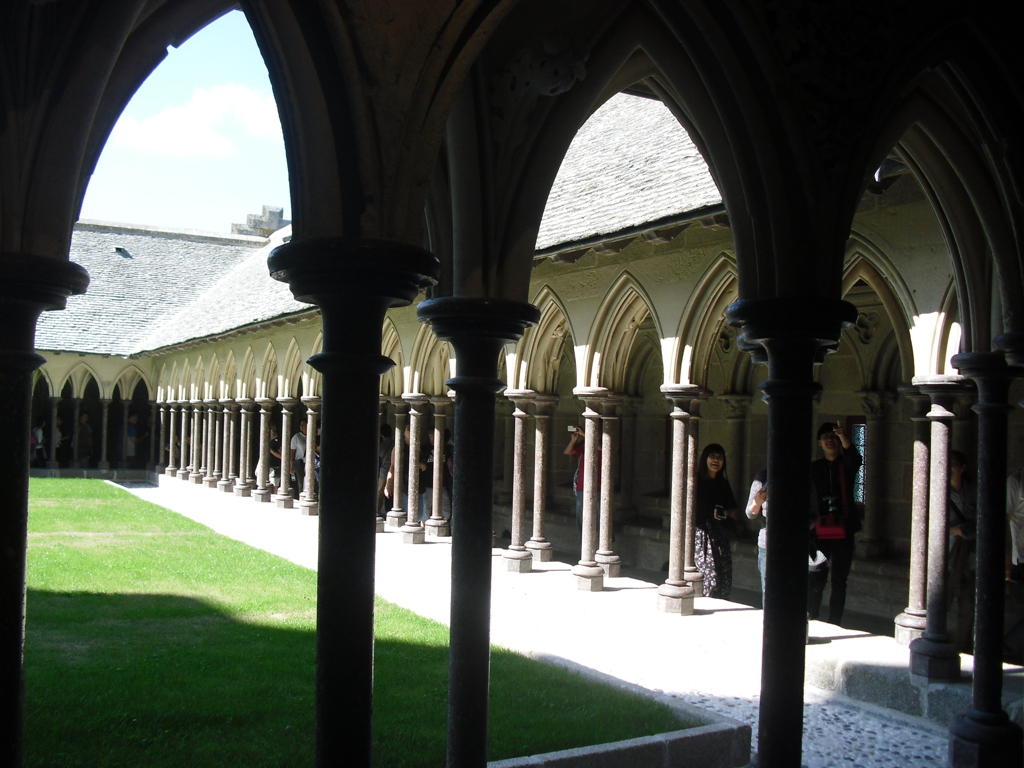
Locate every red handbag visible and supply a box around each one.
[815,464,848,539]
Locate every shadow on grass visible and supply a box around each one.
[25,590,686,768]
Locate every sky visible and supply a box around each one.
[79,10,290,234]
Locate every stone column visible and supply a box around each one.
[0,255,87,767]
[526,395,558,562]
[275,398,298,508]
[657,386,705,614]
[856,391,892,558]
[234,398,255,496]
[425,397,451,538]
[895,388,930,644]
[46,396,60,469]
[682,394,709,593]
[116,398,129,469]
[70,398,82,468]
[909,376,964,682]
[418,297,538,768]
[728,297,857,768]
[299,396,320,516]
[719,395,751,509]
[596,396,623,578]
[203,399,219,487]
[251,398,274,502]
[400,395,428,543]
[948,351,1024,766]
[164,402,178,477]
[188,401,204,484]
[386,400,409,528]
[149,402,159,471]
[503,391,534,572]
[177,401,191,480]
[572,390,606,591]
[498,399,515,503]
[268,237,437,767]
[218,401,237,492]
[97,399,112,471]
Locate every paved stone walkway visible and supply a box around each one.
[118,477,950,767]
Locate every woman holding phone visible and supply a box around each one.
[694,443,738,599]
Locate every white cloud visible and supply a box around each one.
[111,84,282,157]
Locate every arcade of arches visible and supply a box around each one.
[4,4,1024,768]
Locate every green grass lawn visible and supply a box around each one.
[24,479,686,767]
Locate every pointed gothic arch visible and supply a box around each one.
[583,272,661,391]
[279,338,304,399]
[515,285,574,394]
[671,253,738,388]
[257,343,279,399]
[380,319,403,397]
[221,351,237,400]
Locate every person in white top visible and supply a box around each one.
[746,469,768,606]
[1007,468,1024,581]
[290,420,308,496]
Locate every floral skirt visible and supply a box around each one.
[694,525,732,599]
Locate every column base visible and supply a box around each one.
[401,525,425,544]
[299,500,319,517]
[188,473,203,484]
[274,494,294,509]
[97,461,110,471]
[526,540,552,562]
[596,552,621,579]
[374,516,384,532]
[909,635,961,682]
[504,549,533,573]
[217,479,233,492]
[684,570,704,595]
[203,477,218,489]
[424,518,450,538]
[571,563,604,591]
[385,510,405,528]
[949,710,1024,768]
[656,583,695,616]
[233,484,251,497]
[252,488,273,503]
[855,538,887,559]
[164,466,178,477]
[894,610,927,646]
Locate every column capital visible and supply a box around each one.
[277,397,300,409]
[994,330,1024,367]
[402,393,430,411]
[390,397,410,413]
[190,400,206,410]
[99,398,112,406]
[236,397,256,411]
[660,384,711,411]
[531,393,559,417]
[256,397,276,411]
[204,398,219,407]
[301,395,321,410]
[428,395,452,411]
[219,398,238,410]
[504,388,536,408]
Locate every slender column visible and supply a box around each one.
[203,399,219,487]
[855,391,891,558]
[498,400,515,503]
[595,396,622,578]
[118,399,130,469]
[418,297,537,768]
[948,352,1024,767]
[46,397,60,469]
[424,397,450,537]
[682,395,709,592]
[188,401,204,483]
[177,401,191,479]
[299,396,320,515]
[275,398,298,508]
[164,402,178,477]
[234,399,255,496]
[209,400,223,481]
[728,297,856,768]
[526,395,558,561]
[386,400,409,527]
[269,237,437,768]
[400,395,428,543]
[572,390,606,591]
[375,398,389,532]
[657,387,704,615]
[97,399,112,471]
[0,253,87,767]
[217,401,237,492]
[895,389,931,644]
[503,391,534,572]
[70,398,82,468]
[155,403,167,473]
[251,398,274,502]
[909,377,964,682]
[148,402,158,471]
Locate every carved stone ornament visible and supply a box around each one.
[854,311,879,344]
[718,324,737,354]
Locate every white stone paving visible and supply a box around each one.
[117,477,950,767]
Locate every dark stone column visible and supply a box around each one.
[386,400,409,528]
[189,401,204,484]
[119,399,130,470]
[657,386,705,615]
[424,397,451,537]
[155,403,167,473]
[909,376,964,683]
[572,390,606,592]
[0,253,87,767]
[275,397,298,508]
[46,396,60,469]
[596,396,623,578]
[401,395,428,543]
[948,351,1024,767]
[177,401,191,480]
[251,398,274,502]
[97,398,112,471]
[299,396,320,516]
[70,398,82,469]
[526,394,558,562]
[234,399,255,496]
[218,401,237,492]
[895,388,930,644]
[728,297,856,768]
[417,297,538,768]
[165,402,179,477]
[270,237,437,768]
[503,390,534,572]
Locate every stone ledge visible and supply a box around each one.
[488,653,750,768]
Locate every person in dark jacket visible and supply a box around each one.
[694,443,738,599]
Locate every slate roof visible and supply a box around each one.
[536,92,720,250]
[38,92,721,357]
[35,223,266,356]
